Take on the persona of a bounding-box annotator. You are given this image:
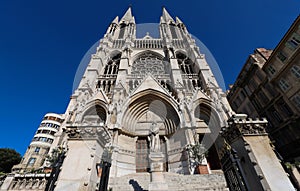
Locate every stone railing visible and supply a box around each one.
[134,39,163,49]
[172,39,185,49]
[98,74,118,79]
[112,39,125,49]
[8,174,50,190]
[181,74,199,80]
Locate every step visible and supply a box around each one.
[108,172,228,191]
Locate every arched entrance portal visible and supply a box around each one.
[121,92,180,173]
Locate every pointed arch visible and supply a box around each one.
[80,99,108,124]
[175,51,195,74]
[193,98,220,125]
[121,89,180,136]
[103,52,121,75]
[193,98,223,149]
[174,50,187,56]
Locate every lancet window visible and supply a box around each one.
[176,52,203,90]
[169,23,178,39]
[118,23,126,39]
[97,53,121,95]
[176,52,195,74]
[104,54,121,75]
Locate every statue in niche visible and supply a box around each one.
[148,122,160,152]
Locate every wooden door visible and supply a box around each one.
[136,138,149,172]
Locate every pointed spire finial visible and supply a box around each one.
[162,7,175,23]
[176,16,183,24]
[112,16,119,24]
[120,7,135,23]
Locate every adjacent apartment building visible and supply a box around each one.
[227,15,300,169]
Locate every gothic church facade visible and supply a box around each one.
[0,7,295,191]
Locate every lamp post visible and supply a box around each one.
[98,146,112,191]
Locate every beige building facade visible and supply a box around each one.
[227,15,300,189]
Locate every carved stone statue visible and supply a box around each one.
[148,122,160,152]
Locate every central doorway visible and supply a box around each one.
[136,137,149,172]
[135,137,168,173]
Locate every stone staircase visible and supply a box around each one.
[108,172,228,191]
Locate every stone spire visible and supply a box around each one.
[105,16,119,35]
[160,7,175,23]
[176,16,183,24]
[120,7,135,24]
[111,16,119,24]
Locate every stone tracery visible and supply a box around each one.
[132,53,166,75]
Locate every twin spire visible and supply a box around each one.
[120,7,135,23]
[109,7,184,25]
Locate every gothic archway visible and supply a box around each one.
[120,91,180,173]
[121,92,180,136]
[81,102,107,125]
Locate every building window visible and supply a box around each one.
[48,116,56,120]
[232,101,238,110]
[291,65,300,78]
[271,108,282,124]
[244,85,252,96]
[278,79,290,91]
[277,98,293,117]
[240,90,246,99]
[170,24,178,39]
[256,70,264,82]
[32,137,39,142]
[258,91,269,104]
[27,158,36,166]
[277,51,287,62]
[248,79,258,91]
[286,33,300,50]
[235,95,241,106]
[292,94,300,109]
[38,137,48,142]
[34,147,40,153]
[265,83,277,97]
[118,24,126,39]
[251,98,261,110]
[267,65,276,75]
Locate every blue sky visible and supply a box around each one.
[0,0,299,155]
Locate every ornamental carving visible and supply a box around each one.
[222,116,268,144]
[66,126,111,144]
[132,53,166,75]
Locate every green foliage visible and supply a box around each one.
[285,162,293,169]
[0,148,21,173]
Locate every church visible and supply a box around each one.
[0,7,295,191]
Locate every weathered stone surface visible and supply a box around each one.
[108,172,228,191]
